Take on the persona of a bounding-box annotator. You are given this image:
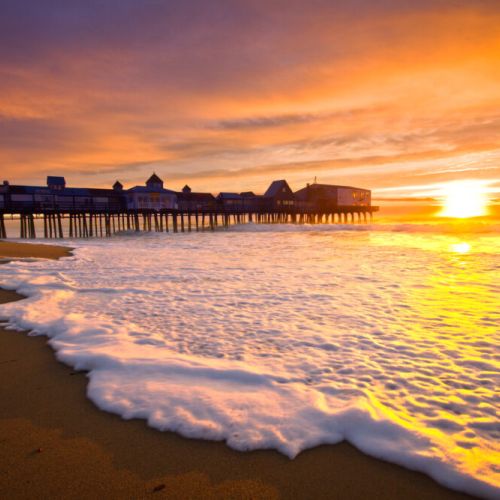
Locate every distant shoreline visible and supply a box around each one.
[0,241,474,499]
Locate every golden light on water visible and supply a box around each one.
[438,181,489,219]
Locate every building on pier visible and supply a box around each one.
[239,191,268,211]
[47,176,66,190]
[294,183,371,211]
[177,185,216,211]
[0,177,125,213]
[217,192,244,210]
[264,180,295,209]
[125,173,177,210]
[1,173,376,218]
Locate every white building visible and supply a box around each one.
[126,174,177,211]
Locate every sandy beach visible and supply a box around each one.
[0,241,72,261]
[0,241,475,499]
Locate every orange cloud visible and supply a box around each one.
[0,1,498,200]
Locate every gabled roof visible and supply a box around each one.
[47,176,65,185]
[264,180,292,197]
[146,173,163,184]
[240,191,257,197]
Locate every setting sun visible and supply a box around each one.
[438,181,489,219]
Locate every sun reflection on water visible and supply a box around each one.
[367,231,499,487]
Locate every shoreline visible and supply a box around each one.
[0,241,475,498]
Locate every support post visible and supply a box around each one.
[0,214,6,239]
[57,213,63,238]
[173,213,178,233]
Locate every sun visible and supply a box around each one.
[438,181,489,218]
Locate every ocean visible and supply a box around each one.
[0,222,498,498]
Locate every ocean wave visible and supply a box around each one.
[0,231,498,498]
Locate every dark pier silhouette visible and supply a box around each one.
[0,207,378,240]
[0,175,378,239]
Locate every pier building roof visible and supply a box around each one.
[146,173,163,184]
[264,180,293,197]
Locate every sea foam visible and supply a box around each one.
[0,225,498,498]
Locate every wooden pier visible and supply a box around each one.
[0,207,378,239]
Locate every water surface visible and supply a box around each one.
[0,223,498,498]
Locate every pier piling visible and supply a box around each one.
[0,205,377,240]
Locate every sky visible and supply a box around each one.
[1,0,499,203]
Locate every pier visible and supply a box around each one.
[0,207,378,239]
[0,175,378,239]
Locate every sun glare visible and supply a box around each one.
[450,242,471,254]
[438,181,489,218]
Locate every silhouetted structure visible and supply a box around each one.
[264,180,295,209]
[126,173,177,210]
[295,183,371,211]
[0,174,378,239]
[217,192,244,210]
[177,185,216,211]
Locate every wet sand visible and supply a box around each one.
[0,241,72,260]
[0,241,474,499]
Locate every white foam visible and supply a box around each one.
[0,226,498,498]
